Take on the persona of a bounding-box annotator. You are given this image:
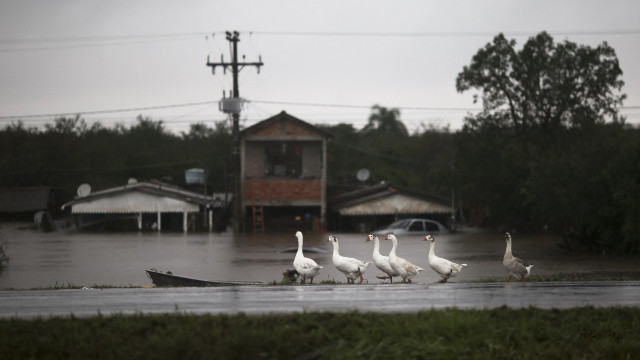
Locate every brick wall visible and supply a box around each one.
[244,179,321,200]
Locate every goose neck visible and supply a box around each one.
[504,239,512,257]
[372,238,380,254]
[296,236,304,254]
[389,237,398,256]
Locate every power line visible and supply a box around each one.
[247,99,482,111]
[246,29,640,37]
[4,29,639,45]
[0,36,204,53]
[2,100,638,123]
[0,32,209,45]
[2,28,639,53]
[0,32,209,53]
[0,101,218,120]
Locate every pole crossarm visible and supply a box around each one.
[206,31,263,75]
[206,60,264,74]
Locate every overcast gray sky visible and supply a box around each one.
[1,0,639,134]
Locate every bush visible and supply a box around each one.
[1,308,639,359]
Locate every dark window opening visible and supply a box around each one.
[264,143,302,178]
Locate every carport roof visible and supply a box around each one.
[329,183,452,216]
[61,181,226,214]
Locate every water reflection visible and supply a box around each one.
[0,224,637,289]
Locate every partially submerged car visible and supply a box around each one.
[371,218,450,237]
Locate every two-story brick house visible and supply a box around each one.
[239,111,332,232]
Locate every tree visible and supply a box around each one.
[456,32,626,133]
[361,105,409,137]
[182,122,216,140]
[44,115,102,136]
[454,32,639,254]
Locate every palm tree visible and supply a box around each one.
[361,105,409,137]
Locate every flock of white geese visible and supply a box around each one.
[292,231,534,284]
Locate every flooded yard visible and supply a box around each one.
[0,223,638,289]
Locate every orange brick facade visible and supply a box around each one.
[244,179,322,201]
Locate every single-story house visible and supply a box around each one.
[328,182,454,232]
[61,180,227,232]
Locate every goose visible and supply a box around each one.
[423,234,467,283]
[384,234,424,283]
[293,231,323,284]
[365,234,399,283]
[327,235,371,284]
[503,232,534,282]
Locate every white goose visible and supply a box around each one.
[385,234,424,283]
[423,234,467,283]
[503,232,534,282]
[293,231,323,284]
[365,234,399,283]
[327,235,371,284]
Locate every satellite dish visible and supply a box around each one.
[77,183,91,197]
[356,168,370,183]
[128,178,138,185]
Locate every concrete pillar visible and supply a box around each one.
[183,211,188,233]
[137,213,142,230]
[209,209,213,232]
[157,211,161,232]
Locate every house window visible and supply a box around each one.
[264,142,302,178]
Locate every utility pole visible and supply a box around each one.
[207,31,263,233]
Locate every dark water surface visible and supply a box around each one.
[1,223,638,289]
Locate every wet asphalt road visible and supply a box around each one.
[2,281,639,318]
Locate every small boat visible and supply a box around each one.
[145,268,263,287]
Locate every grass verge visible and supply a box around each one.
[1,307,638,359]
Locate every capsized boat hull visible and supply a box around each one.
[146,269,263,287]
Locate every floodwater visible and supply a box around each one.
[0,223,638,289]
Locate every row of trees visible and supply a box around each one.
[1,32,637,254]
[0,116,232,199]
[0,112,453,204]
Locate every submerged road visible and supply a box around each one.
[1,281,639,318]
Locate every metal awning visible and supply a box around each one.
[60,181,221,232]
[61,181,214,213]
[329,183,453,216]
[67,191,201,214]
[335,192,452,216]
